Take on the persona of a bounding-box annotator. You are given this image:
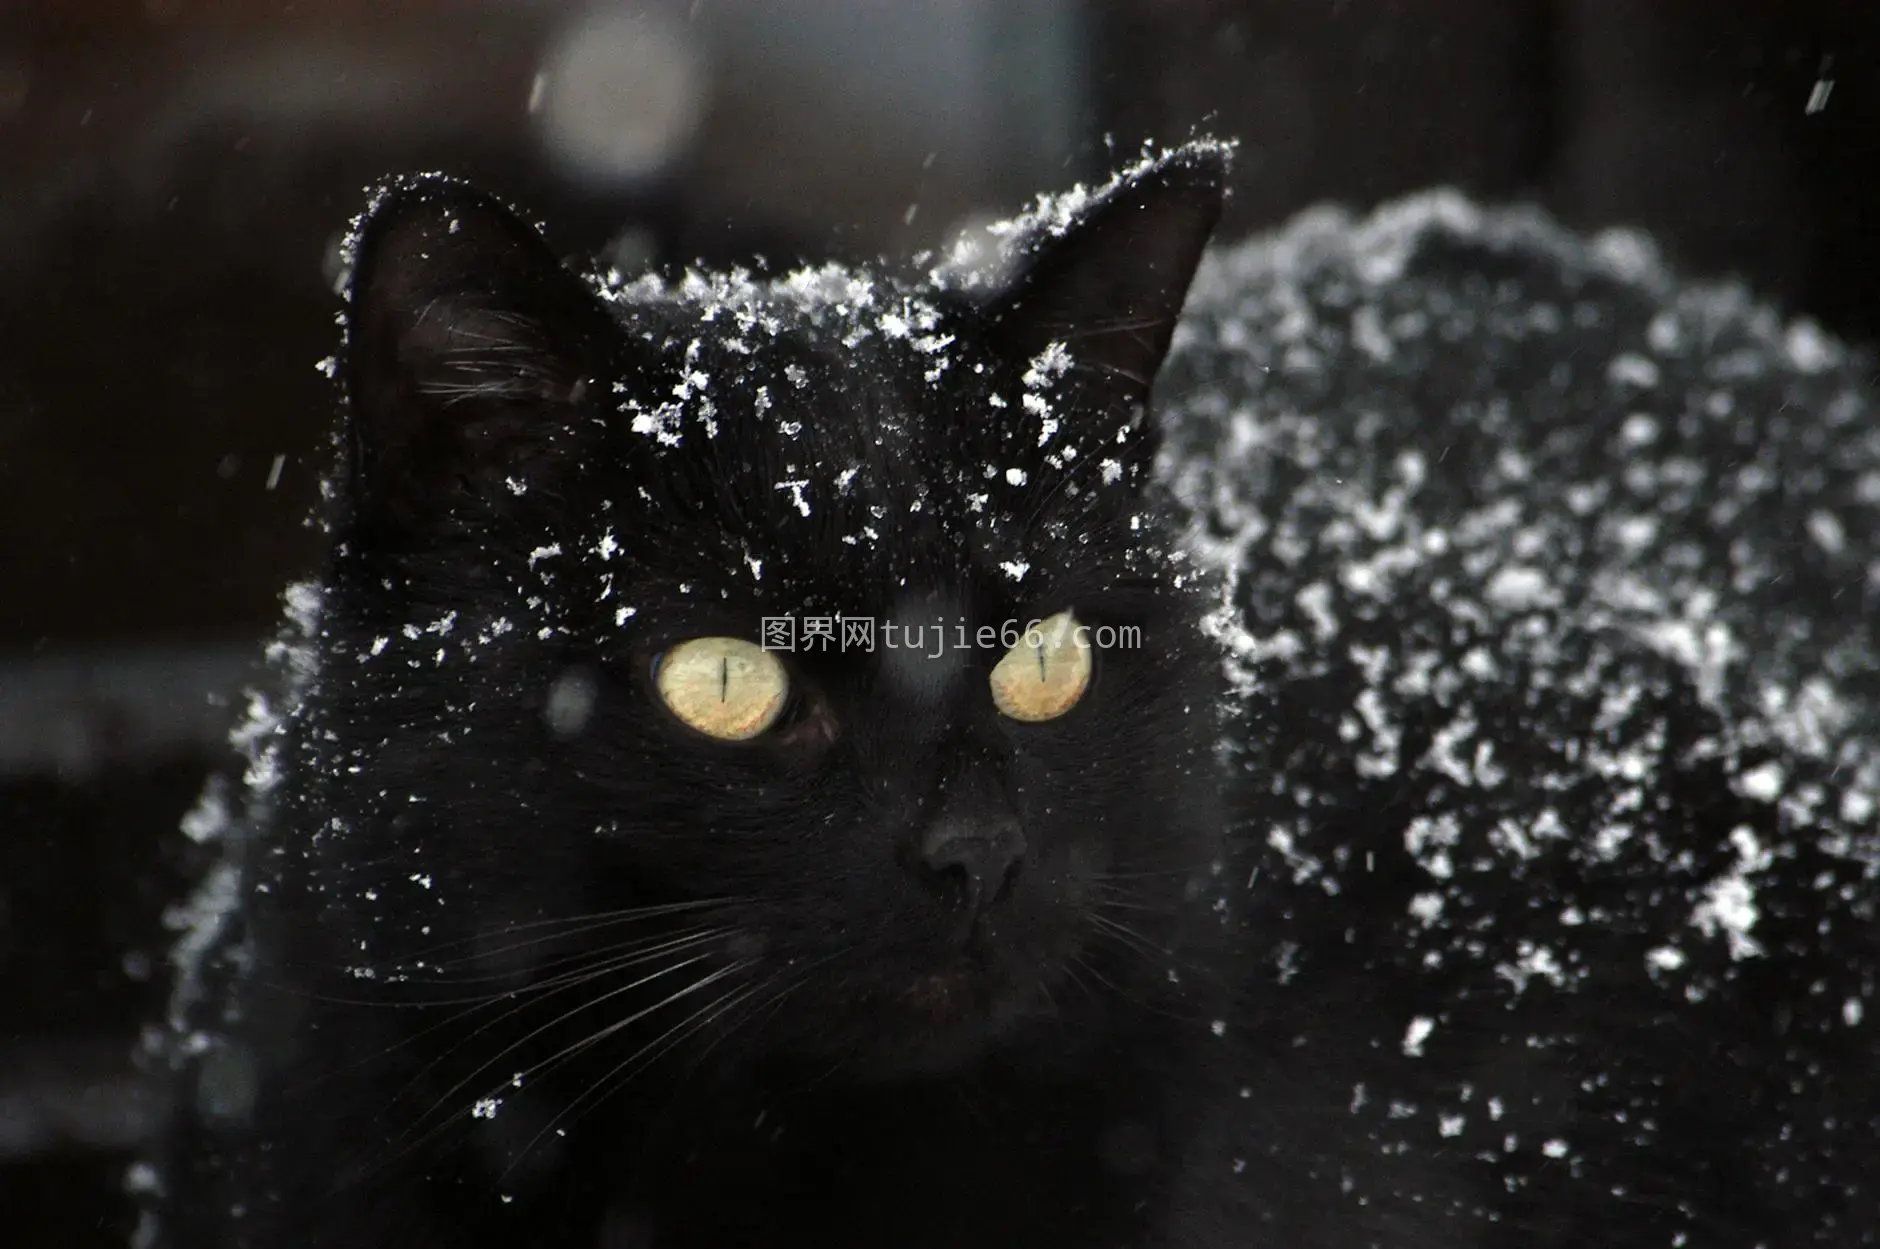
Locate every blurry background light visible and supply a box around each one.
[535,4,707,187]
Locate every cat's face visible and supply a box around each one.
[321,149,1229,1078]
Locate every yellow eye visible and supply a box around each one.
[654,637,789,740]
[989,610,1092,723]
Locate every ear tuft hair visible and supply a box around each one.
[342,176,609,533]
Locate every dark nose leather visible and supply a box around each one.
[917,816,1026,913]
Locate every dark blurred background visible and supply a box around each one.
[1,2,1875,1244]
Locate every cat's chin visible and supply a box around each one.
[837,959,1062,1080]
[899,962,1027,1032]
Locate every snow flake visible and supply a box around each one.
[1736,762,1785,803]
[1607,352,1660,389]
[775,480,812,517]
[1646,945,1686,974]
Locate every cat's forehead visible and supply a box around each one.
[601,265,1012,501]
[607,262,961,370]
[573,265,1146,611]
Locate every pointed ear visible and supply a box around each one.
[985,146,1226,403]
[342,176,610,532]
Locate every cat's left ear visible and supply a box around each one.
[984,144,1227,407]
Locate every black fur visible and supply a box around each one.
[147,144,1880,1248]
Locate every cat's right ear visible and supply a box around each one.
[983,145,1227,411]
[342,176,610,532]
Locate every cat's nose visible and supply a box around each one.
[917,817,1027,913]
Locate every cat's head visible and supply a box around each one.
[314,145,1229,1080]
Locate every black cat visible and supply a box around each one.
[144,142,1879,1249]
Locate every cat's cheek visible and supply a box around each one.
[1058,838,1112,902]
[722,928,769,964]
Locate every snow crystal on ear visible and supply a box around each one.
[934,138,1238,293]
